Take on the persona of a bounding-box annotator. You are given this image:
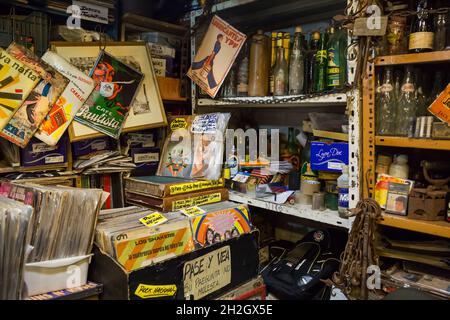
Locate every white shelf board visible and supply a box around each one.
[228,191,351,229]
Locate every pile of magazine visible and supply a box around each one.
[0,197,33,299]
[0,182,104,262]
[74,150,136,175]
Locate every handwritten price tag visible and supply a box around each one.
[139,212,167,227]
[179,206,206,217]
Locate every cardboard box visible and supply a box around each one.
[72,137,113,157]
[23,254,92,297]
[89,231,260,300]
[130,147,160,176]
[125,188,229,212]
[21,135,67,167]
[216,276,266,300]
[310,141,349,172]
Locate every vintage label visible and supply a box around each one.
[401,83,415,93]
[338,187,349,208]
[45,155,64,164]
[152,57,166,77]
[381,83,393,92]
[139,212,167,228]
[172,192,222,210]
[169,179,224,195]
[179,206,206,217]
[409,32,434,50]
[32,143,57,153]
[134,284,177,299]
[183,245,231,300]
[428,83,450,125]
[134,152,159,164]
[191,113,219,134]
[170,117,188,131]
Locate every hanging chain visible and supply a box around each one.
[215,86,350,104]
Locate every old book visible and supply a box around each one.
[124,175,224,198]
[125,187,229,212]
[34,51,95,146]
[74,51,143,139]
[0,48,40,131]
[0,43,69,147]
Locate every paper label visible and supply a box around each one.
[134,284,177,299]
[172,192,222,210]
[179,206,206,217]
[72,1,109,24]
[152,58,166,77]
[170,118,188,131]
[134,152,159,164]
[183,245,231,300]
[428,83,450,125]
[169,179,223,195]
[45,155,64,164]
[409,32,434,50]
[32,143,57,153]
[191,113,219,134]
[327,162,343,170]
[139,212,167,228]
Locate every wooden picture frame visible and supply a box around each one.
[51,42,167,141]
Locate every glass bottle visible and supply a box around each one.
[314,30,328,93]
[393,69,402,102]
[386,15,407,54]
[396,66,418,137]
[289,26,305,95]
[327,25,347,90]
[273,38,289,96]
[434,13,447,51]
[305,31,320,94]
[377,67,396,136]
[221,65,237,97]
[409,0,434,53]
[248,30,270,97]
[237,42,249,96]
[269,32,282,95]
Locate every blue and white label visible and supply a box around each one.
[338,187,349,208]
[311,142,349,172]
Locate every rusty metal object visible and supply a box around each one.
[332,198,381,299]
[408,188,447,221]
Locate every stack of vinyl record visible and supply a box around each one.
[123,175,228,212]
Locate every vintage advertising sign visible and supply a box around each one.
[428,83,450,125]
[74,51,143,139]
[183,245,231,300]
[187,15,246,98]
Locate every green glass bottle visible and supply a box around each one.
[282,127,301,171]
[327,25,347,90]
[314,31,328,93]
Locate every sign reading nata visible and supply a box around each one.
[183,245,231,300]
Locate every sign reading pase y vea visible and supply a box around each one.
[34,51,95,146]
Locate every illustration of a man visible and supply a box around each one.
[394,196,407,214]
[191,33,224,89]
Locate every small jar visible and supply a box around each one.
[386,15,407,55]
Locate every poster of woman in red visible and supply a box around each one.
[188,15,246,98]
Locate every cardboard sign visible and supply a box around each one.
[310,142,349,172]
[139,212,167,228]
[179,206,206,217]
[183,245,231,300]
[134,284,177,299]
[72,1,109,24]
[172,192,223,211]
[187,15,246,98]
[428,83,450,125]
[169,179,224,195]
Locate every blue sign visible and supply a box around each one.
[310,142,349,172]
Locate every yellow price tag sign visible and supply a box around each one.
[134,284,177,299]
[179,206,206,217]
[139,212,167,228]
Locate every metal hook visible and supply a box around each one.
[95,25,107,51]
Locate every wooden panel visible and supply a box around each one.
[156,77,187,102]
[376,136,450,150]
[313,129,348,141]
[375,50,450,66]
[379,214,450,239]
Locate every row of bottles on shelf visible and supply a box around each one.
[215,23,348,99]
[381,0,450,55]
[376,64,449,138]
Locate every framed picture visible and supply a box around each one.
[51,42,167,141]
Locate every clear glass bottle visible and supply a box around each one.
[434,13,447,51]
[273,38,289,96]
[378,67,396,136]
[396,66,418,137]
[289,26,305,95]
[237,42,249,96]
[327,25,347,90]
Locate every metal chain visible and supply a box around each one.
[215,87,350,104]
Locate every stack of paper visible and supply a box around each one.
[74,150,136,174]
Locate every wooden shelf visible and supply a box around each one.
[375,50,450,66]
[156,77,187,102]
[0,163,68,174]
[375,50,450,67]
[375,136,450,150]
[313,129,348,141]
[378,213,450,239]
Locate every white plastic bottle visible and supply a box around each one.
[337,165,349,218]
